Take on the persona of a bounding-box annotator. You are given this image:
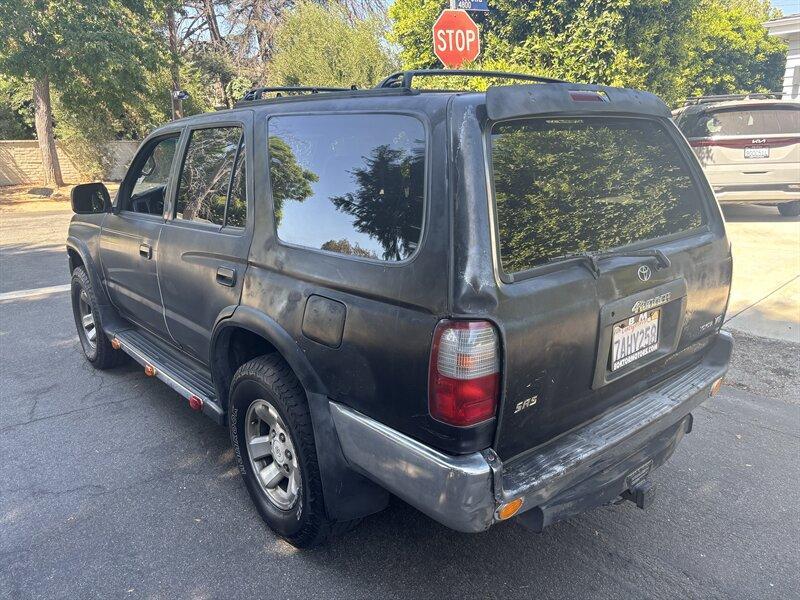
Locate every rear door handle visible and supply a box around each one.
[139,243,152,259]
[216,266,236,287]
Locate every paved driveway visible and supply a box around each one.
[1,196,798,599]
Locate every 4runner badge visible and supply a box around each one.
[514,395,538,413]
[632,292,671,314]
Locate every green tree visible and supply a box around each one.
[268,2,398,89]
[0,0,166,185]
[681,0,786,97]
[390,0,697,99]
[0,76,33,139]
[389,0,786,105]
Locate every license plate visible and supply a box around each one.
[611,310,660,371]
[744,146,769,159]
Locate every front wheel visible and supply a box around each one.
[70,267,123,369]
[229,354,347,547]
[777,201,800,217]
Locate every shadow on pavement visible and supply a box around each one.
[721,203,799,223]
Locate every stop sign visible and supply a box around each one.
[432,9,480,69]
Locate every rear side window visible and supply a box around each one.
[176,126,244,226]
[490,117,705,275]
[680,106,800,137]
[268,114,425,262]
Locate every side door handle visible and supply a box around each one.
[139,243,152,259]
[216,266,236,287]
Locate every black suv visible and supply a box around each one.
[67,70,733,547]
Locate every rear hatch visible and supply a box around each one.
[678,102,800,188]
[449,84,732,460]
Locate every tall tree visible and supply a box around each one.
[0,0,165,185]
[681,0,786,97]
[268,2,397,89]
[389,0,786,105]
[32,75,63,186]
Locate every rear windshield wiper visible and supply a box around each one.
[555,249,671,279]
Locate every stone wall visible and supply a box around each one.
[0,140,140,186]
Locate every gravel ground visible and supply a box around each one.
[725,330,800,404]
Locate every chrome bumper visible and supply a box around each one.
[330,331,733,533]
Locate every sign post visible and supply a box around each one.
[432,9,481,68]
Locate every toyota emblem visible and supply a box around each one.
[637,265,652,282]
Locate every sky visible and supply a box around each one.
[771,0,800,15]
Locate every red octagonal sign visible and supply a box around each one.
[432,9,480,69]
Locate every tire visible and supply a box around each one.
[777,201,800,217]
[229,354,350,547]
[70,266,124,369]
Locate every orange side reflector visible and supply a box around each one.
[497,498,524,521]
[710,378,723,396]
[111,338,121,350]
[144,364,157,377]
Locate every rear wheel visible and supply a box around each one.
[777,201,800,217]
[70,267,123,369]
[229,354,349,547]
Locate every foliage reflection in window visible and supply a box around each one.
[268,114,425,261]
[225,138,247,228]
[491,117,704,274]
[176,127,242,226]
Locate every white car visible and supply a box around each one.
[673,94,800,216]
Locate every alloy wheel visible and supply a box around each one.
[244,399,301,510]
[78,290,97,349]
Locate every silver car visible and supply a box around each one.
[673,94,800,217]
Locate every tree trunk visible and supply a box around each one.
[167,8,184,119]
[202,0,232,107]
[33,75,64,187]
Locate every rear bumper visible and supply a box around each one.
[330,331,733,533]
[713,184,800,203]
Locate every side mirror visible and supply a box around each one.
[71,182,111,214]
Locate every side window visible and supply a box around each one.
[268,114,426,262]
[225,138,247,228]
[175,126,243,226]
[124,135,179,215]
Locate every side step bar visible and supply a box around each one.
[113,328,225,425]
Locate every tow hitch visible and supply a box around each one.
[622,479,657,509]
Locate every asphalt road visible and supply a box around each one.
[1,202,798,599]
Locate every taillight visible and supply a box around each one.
[428,320,500,426]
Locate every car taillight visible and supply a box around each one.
[428,320,500,426]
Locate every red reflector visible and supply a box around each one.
[188,395,203,411]
[428,320,500,427]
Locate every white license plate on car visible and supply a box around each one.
[611,310,660,371]
[744,146,769,159]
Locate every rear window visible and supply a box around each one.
[490,117,705,275]
[268,114,425,262]
[679,106,800,138]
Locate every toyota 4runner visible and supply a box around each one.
[67,70,733,547]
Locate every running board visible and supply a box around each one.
[113,328,225,425]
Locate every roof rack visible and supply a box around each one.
[239,86,356,102]
[682,92,788,106]
[376,69,566,90]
